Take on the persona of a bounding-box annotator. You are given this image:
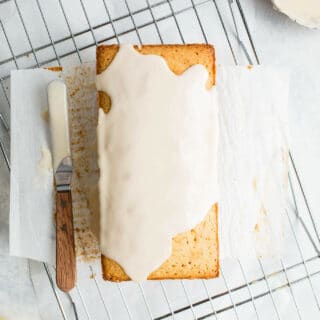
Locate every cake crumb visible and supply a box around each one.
[41,108,49,122]
[247,65,253,70]
[70,87,80,97]
[252,177,257,191]
[260,206,267,216]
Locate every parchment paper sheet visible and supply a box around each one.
[9,63,289,266]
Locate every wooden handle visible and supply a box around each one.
[56,190,76,292]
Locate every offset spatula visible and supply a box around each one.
[48,80,76,292]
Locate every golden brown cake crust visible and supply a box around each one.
[97,44,218,281]
[47,66,63,72]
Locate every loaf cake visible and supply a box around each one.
[96,44,219,281]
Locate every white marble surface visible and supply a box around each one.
[1,0,320,319]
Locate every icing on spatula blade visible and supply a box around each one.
[48,80,76,292]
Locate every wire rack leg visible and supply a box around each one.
[138,283,153,319]
[0,19,19,68]
[88,265,112,320]
[117,283,134,320]
[212,0,237,64]
[227,0,252,64]
[79,0,98,46]
[201,280,219,320]
[180,280,196,319]
[279,259,302,320]
[0,113,9,131]
[288,173,320,254]
[14,0,39,65]
[0,79,10,106]
[238,259,260,319]
[43,263,71,320]
[285,209,320,310]
[146,0,163,43]
[234,0,259,64]
[75,285,92,320]
[124,0,142,44]
[258,259,281,320]
[289,152,320,245]
[166,0,185,43]
[220,268,240,320]
[101,0,120,43]
[35,0,61,65]
[57,0,82,62]
[160,281,175,319]
[190,0,208,43]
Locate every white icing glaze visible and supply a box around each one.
[38,146,53,173]
[273,0,320,28]
[96,44,218,281]
[47,80,71,172]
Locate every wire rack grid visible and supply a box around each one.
[0,0,320,319]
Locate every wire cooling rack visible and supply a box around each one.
[1,0,320,319]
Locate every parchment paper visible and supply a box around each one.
[9,63,289,266]
[10,64,100,265]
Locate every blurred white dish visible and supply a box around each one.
[272,0,320,28]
